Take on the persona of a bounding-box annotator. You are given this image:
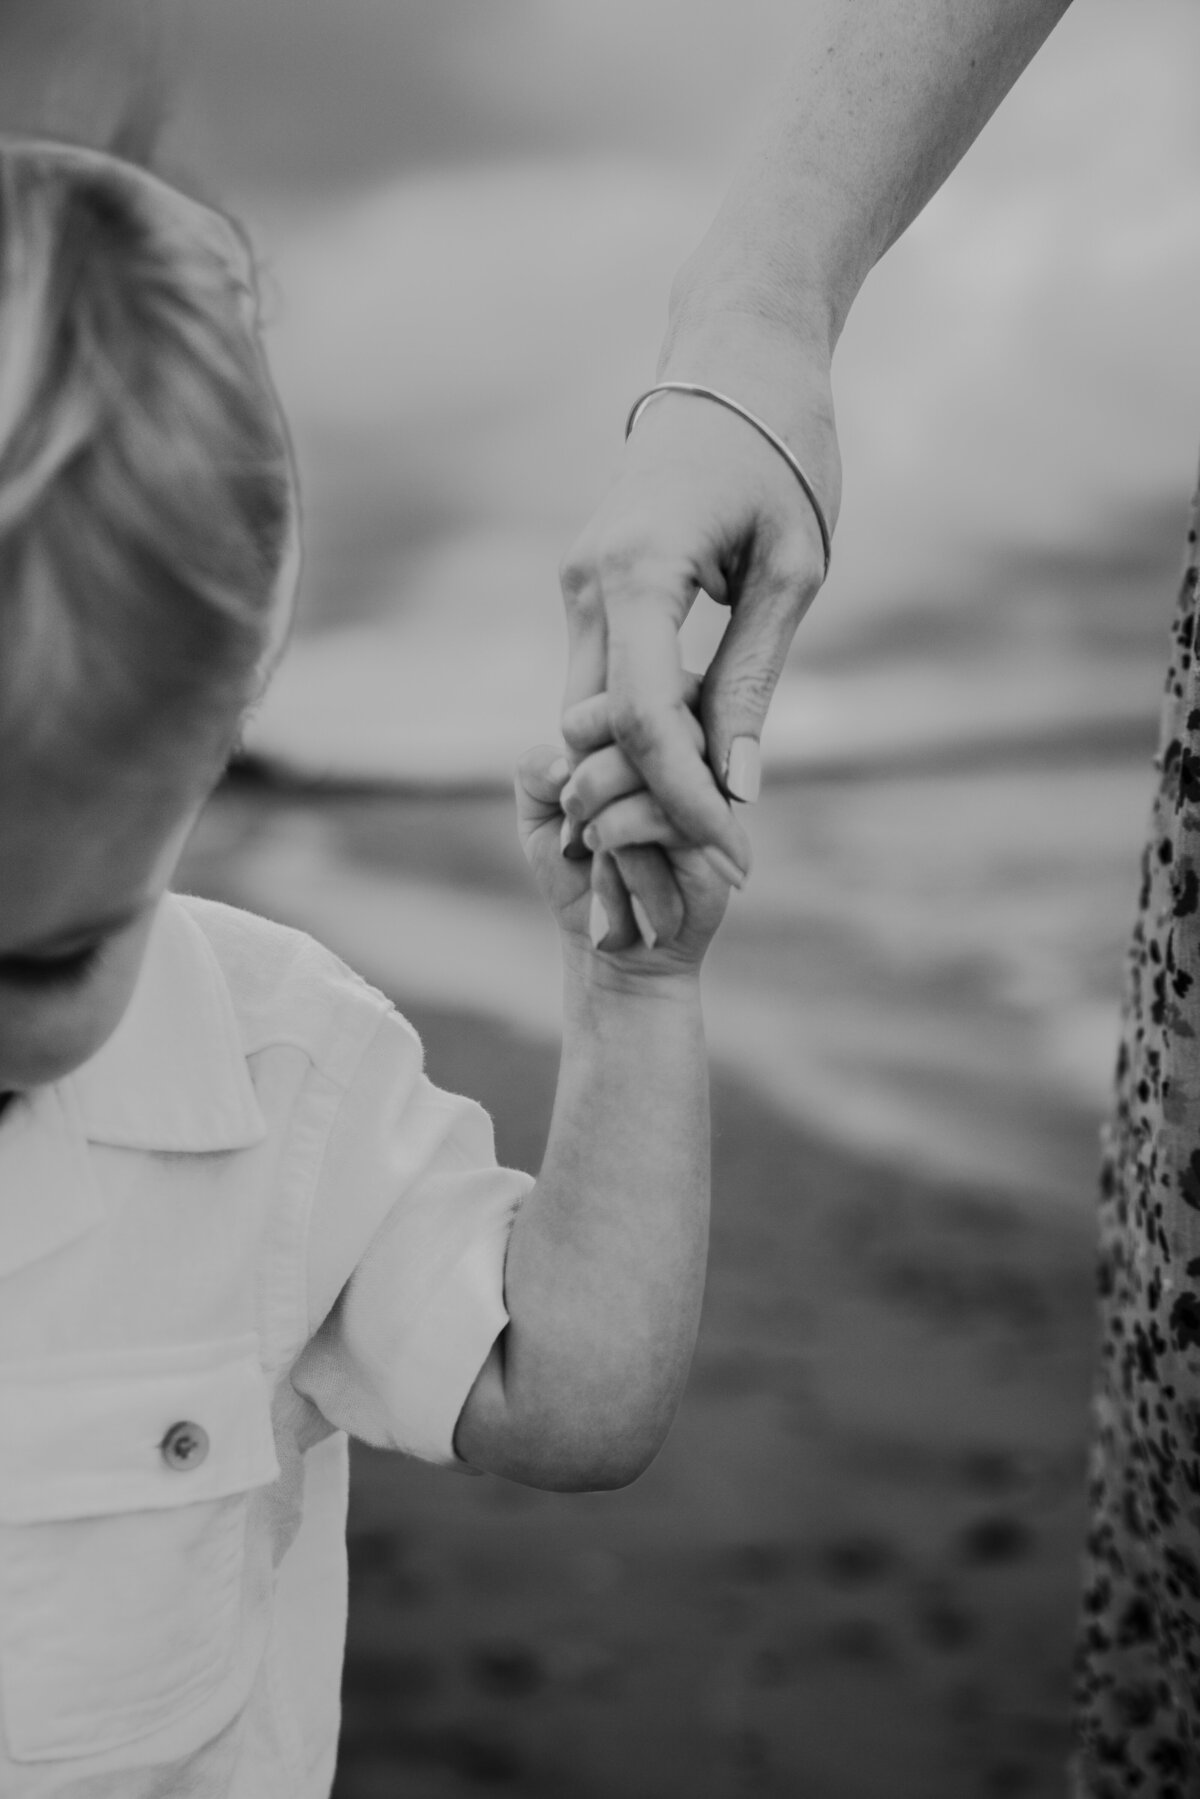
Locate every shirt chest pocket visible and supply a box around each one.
[0,1336,280,1764]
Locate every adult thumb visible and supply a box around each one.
[700,575,812,803]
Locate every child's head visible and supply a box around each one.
[0,138,298,1091]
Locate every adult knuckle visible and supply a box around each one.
[560,543,642,629]
[768,529,824,606]
[558,550,604,624]
[566,519,686,600]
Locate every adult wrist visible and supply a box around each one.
[649,301,843,538]
[658,297,834,414]
[663,154,869,361]
[661,195,848,358]
[662,279,837,373]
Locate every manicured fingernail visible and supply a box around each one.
[725,736,762,803]
[583,823,600,852]
[630,895,658,950]
[589,894,611,948]
[548,756,569,785]
[703,846,747,890]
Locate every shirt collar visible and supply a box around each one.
[67,893,266,1153]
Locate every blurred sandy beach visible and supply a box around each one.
[7,0,1200,1790]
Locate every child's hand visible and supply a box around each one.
[516,695,749,978]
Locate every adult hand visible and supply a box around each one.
[559,332,841,881]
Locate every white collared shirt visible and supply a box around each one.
[0,893,529,1797]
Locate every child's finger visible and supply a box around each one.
[561,692,616,759]
[588,849,639,952]
[557,698,613,858]
[560,700,704,862]
[562,672,704,760]
[561,714,706,838]
[613,844,685,947]
[586,789,752,880]
[515,744,571,815]
[560,743,643,824]
[583,791,688,856]
[563,708,708,824]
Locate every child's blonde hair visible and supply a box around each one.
[0,137,295,771]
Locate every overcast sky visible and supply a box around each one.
[0,0,806,192]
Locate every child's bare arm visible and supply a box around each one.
[453,742,745,1490]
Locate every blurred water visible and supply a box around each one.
[7,0,1200,1188]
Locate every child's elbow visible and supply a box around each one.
[499,1424,667,1493]
[551,1441,659,1493]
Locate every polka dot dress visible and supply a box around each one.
[1074,467,1200,1796]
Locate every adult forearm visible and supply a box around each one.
[555,1,1078,886]
[666,0,1075,360]
[456,952,710,1490]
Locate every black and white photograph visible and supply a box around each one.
[0,3,1198,1794]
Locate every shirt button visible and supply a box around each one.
[160,1421,210,1471]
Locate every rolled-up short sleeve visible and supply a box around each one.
[291,1006,530,1464]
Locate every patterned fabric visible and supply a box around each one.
[1074,468,1200,1796]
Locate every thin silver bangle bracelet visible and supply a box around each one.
[624,381,833,582]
